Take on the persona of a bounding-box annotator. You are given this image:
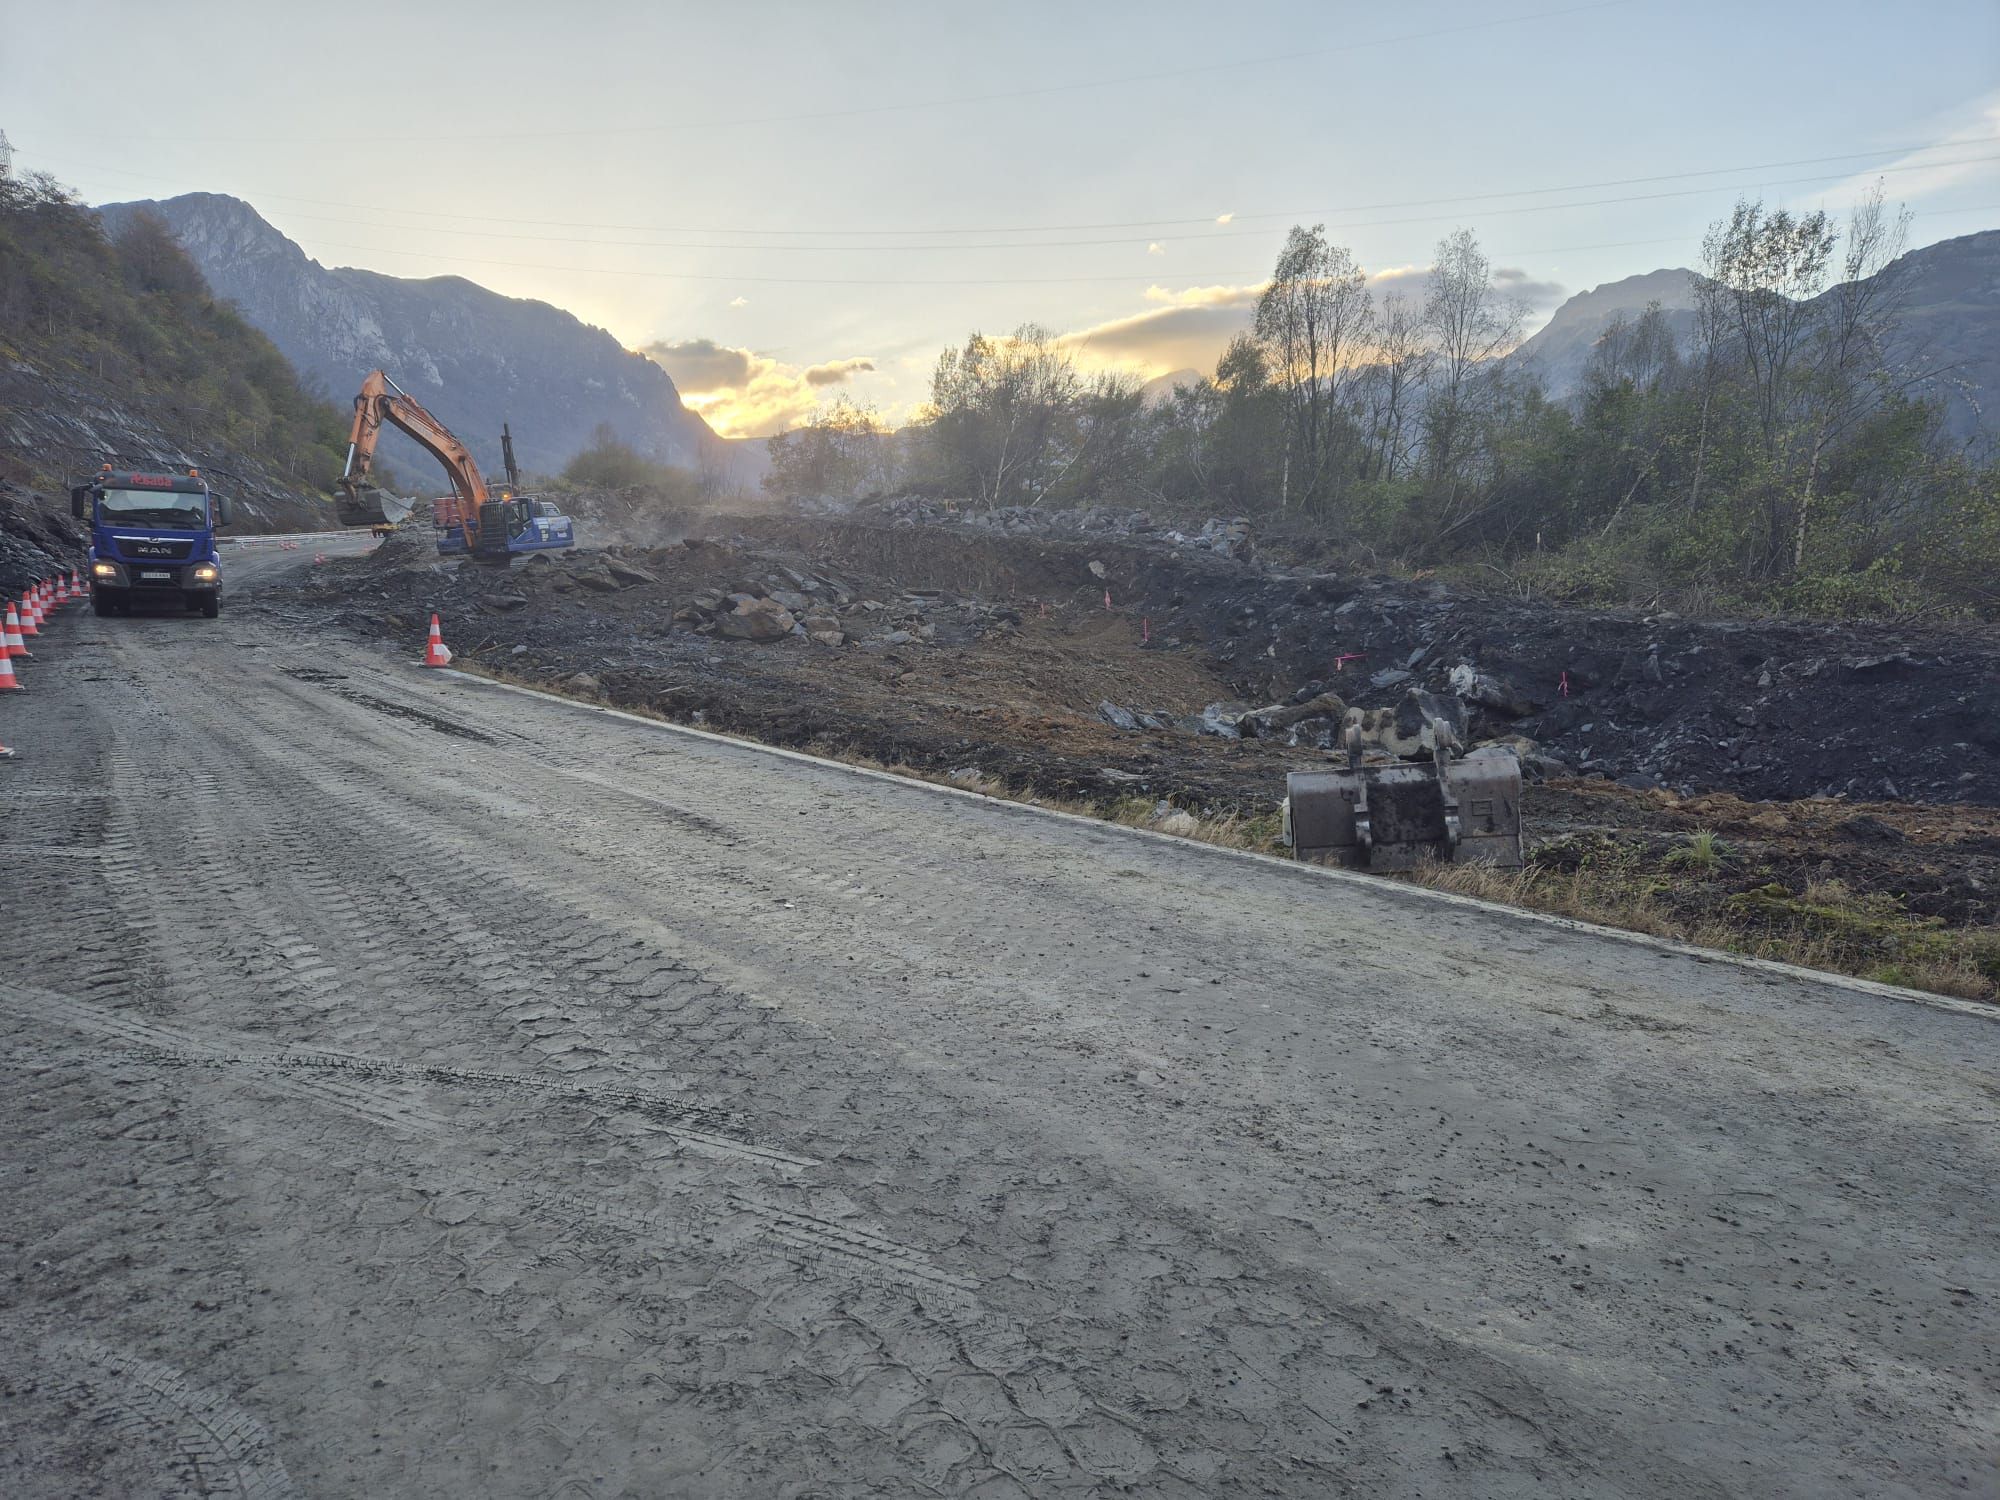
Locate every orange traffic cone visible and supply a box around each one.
[0,651,22,691]
[17,595,38,638]
[70,569,83,597]
[2,604,26,660]
[422,614,452,668]
[54,575,68,604]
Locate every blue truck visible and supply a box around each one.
[70,467,233,618]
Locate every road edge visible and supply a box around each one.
[436,668,1999,1025]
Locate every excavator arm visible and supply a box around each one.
[338,370,490,547]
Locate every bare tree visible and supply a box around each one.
[1791,183,1911,565]
[1359,289,1431,481]
[922,325,1081,505]
[1418,228,1524,485]
[1255,225,1372,510]
[1695,189,1912,570]
[1699,200,1836,458]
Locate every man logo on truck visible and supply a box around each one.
[70,467,233,619]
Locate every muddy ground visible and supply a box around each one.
[10,564,1996,1497]
[262,502,2000,960]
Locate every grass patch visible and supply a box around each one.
[1404,847,2000,1005]
[1662,828,1728,873]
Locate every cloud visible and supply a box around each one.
[803,356,876,387]
[639,340,878,438]
[1215,212,1234,224]
[728,295,749,308]
[1060,284,1264,373]
[1823,92,2000,209]
[1059,262,1568,377]
[1491,266,1569,311]
[641,338,753,394]
[1143,282,1265,307]
[1147,242,1165,256]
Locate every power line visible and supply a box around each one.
[33,1,1630,148]
[275,201,2000,290]
[42,135,2000,240]
[193,150,2000,255]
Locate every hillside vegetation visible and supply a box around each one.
[771,194,2000,621]
[0,164,348,495]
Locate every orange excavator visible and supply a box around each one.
[336,369,573,562]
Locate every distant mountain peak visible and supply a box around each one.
[95,192,728,478]
[1511,232,2000,443]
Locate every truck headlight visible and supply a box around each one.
[92,562,119,579]
[191,564,219,582]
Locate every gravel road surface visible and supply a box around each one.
[2,538,1994,1498]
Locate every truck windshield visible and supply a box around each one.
[101,489,208,527]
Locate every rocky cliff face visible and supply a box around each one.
[1509,267,1699,397]
[0,362,335,535]
[1886,229,2000,446]
[97,193,729,478]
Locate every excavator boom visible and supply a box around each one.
[338,370,488,543]
[335,371,575,562]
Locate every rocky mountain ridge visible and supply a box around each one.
[1511,231,2000,444]
[96,193,737,481]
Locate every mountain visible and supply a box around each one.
[95,193,731,481]
[1881,229,2000,446]
[1,180,344,532]
[1511,232,2000,446]
[1139,368,1205,407]
[1509,267,1698,398]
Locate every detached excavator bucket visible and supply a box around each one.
[1284,735,1523,872]
[334,484,415,530]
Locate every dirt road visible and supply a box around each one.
[2,543,1995,1498]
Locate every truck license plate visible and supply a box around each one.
[140,571,172,581]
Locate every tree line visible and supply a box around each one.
[769,192,1998,617]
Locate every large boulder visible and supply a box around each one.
[605,559,658,587]
[1239,690,1348,738]
[713,596,798,643]
[1448,663,1535,716]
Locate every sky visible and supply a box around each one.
[4,0,1997,437]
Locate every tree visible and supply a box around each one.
[112,210,207,299]
[1419,228,1524,485]
[920,324,1082,505]
[563,423,654,489]
[1254,225,1372,511]
[1357,290,1431,481]
[764,398,890,499]
[1695,190,1911,574]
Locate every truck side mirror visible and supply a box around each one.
[70,485,90,520]
[213,495,234,527]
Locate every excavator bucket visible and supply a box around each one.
[1284,734,1523,872]
[334,483,414,530]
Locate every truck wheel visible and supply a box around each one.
[202,595,221,619]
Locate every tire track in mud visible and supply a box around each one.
[7,622,1759,1496]
[0,977,812,1170]
[1,978,984,1305]
[41,1338,298,1500]
[194,651,1648,1496]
